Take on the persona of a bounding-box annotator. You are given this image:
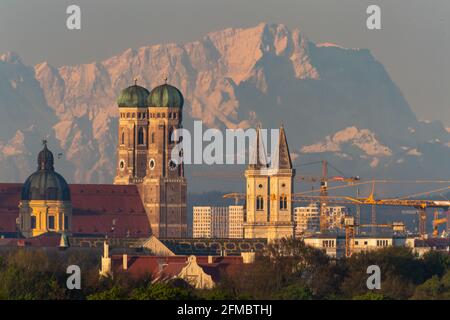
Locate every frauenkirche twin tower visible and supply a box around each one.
[114,80,187,238]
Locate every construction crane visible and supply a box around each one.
[224,183,450,237]
[295,160,360,232]
[293,190,450,237]
[344,216,406,257]
[432,209,449,237]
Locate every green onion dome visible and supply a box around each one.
[117,84,150,108]
[148,83,184,109]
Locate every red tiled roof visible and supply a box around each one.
[0,184,21,235]
[0,232,61,247]
[111,255,244,282]
[0,183,151,239]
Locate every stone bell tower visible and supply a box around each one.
[244,125,295,240]
[141,81,187,238]
[114,80,150,184]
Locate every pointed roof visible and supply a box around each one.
[59,232,70,249]
[248,125,268,169]
[272,125,292,170]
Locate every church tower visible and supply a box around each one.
[244,126,270,239]
[141,81,187,238]
[114,81,150,184]
[267,125,295,238]
[244,125,295,240]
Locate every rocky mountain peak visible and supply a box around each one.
[0,23,449,190]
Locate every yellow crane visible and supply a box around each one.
[292,192,450,238]
[432,209,449,237]
[224,184,450,237]
[296,160,360,232]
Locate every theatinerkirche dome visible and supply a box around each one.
[21,141,71,201]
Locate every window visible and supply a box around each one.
[376,240,388,247]
[64,215,69,230]
[151,132,155,144]
[169,127,174,144]
[256,196,264,210]
[279,195,287,210]
[138,127,145,145]
[322,240,335,248]
[121,131,125,145]
[31,216,36,229]
[48,216,55,230]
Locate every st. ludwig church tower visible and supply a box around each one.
[114,80,187,238]
[244,125,295,240]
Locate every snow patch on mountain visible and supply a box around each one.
[301,127,392,157]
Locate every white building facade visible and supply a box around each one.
[193,206,245,238]
[294,203,320,237]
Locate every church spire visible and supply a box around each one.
[271,125,292,170]
[249,124,268,169]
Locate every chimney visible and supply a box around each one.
[122,254,128,270]
[207,255,214,264]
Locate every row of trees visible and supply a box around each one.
[0,239,448,300]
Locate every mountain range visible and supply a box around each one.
[1,22,449,194]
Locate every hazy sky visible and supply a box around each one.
[0,0,449,125]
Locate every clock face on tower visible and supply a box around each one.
[149,159,155,170]
[119,159,125,171]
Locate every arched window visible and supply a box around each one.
[279,195,288,210]
[121,131,125,145]
[138,127,145,145]
[256,196,264,210]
